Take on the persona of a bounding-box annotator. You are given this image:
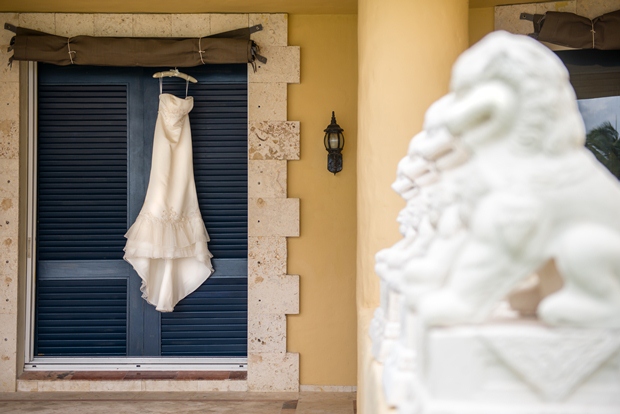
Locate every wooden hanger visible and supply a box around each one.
[152,68,198,83]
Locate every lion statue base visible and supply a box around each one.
[407,320,620,414]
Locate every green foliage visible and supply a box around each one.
[585,121,620,179]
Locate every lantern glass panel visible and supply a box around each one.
[329,133,340,149]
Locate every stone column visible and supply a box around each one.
[356,0,468,411]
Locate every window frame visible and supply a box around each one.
[23,62,249,372]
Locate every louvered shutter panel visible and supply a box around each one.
[161,262,247,356]
[35,279,127,356]
[37,84,128,261]
[159,76,248,357]
[35,82,129,356]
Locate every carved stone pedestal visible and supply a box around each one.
[408,321,620,414]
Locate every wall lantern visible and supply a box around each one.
[324,111,345,174]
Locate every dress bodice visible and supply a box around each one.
[159,94,194,127]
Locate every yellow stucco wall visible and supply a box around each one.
[287,14,358,387]
[469,7,495,45]
[357,0,468,410]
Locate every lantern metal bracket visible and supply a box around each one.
[327,150,343,175]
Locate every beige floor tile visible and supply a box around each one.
[0,391,356,413]
[0,395,287,414]
[296,392,356,414]
[0,400,284,414]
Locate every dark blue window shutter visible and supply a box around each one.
[35,65,248,358]
[35,83,129,356]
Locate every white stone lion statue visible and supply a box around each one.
[372,30,620,414]
[415,31,620,329]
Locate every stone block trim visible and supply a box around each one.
[17,14,55,33]
[132,14,173,37]
[0,14,19,83]
[0,244,18,313]
[245,13,300,393]
[55,13,95,37]
[495,2,576,34]
[0,13,18,45]
[249,46,301,84]
[93,14,133,37]
[248,160,287,198]
[247,352,299,392]
[248,83,287,122]
[249,274,299,315]
[248,236,287,276]
[250,14,288,47]
[0,119,19,160]
[0,51,19,83]
[142,380,248,392]
[211,14,250,34]
[0,313,17,392]
[88,381,144,392]
[16,380,38,392]
[248,198,300,237]
[248,313,287,353]
[0,83,20,123]
[1,12,300,393]
[171,14,212,38]
[249,121,300,160]
[495,0,620,27]
[576,0,620,19]
[0,160,18,200]
[1,11,27,394]
[16,379,248,392]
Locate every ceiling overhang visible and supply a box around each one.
[0,0,357,14]
[470,0,555,8]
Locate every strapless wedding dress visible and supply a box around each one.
[124,93,214,312]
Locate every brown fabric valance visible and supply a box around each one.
[525,10,620,50]
[5,23,267,68]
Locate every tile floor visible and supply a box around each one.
[0,391,357,413]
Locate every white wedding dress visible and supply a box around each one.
[124,92,214,312]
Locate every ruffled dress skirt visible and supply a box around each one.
[124,93,214,312]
